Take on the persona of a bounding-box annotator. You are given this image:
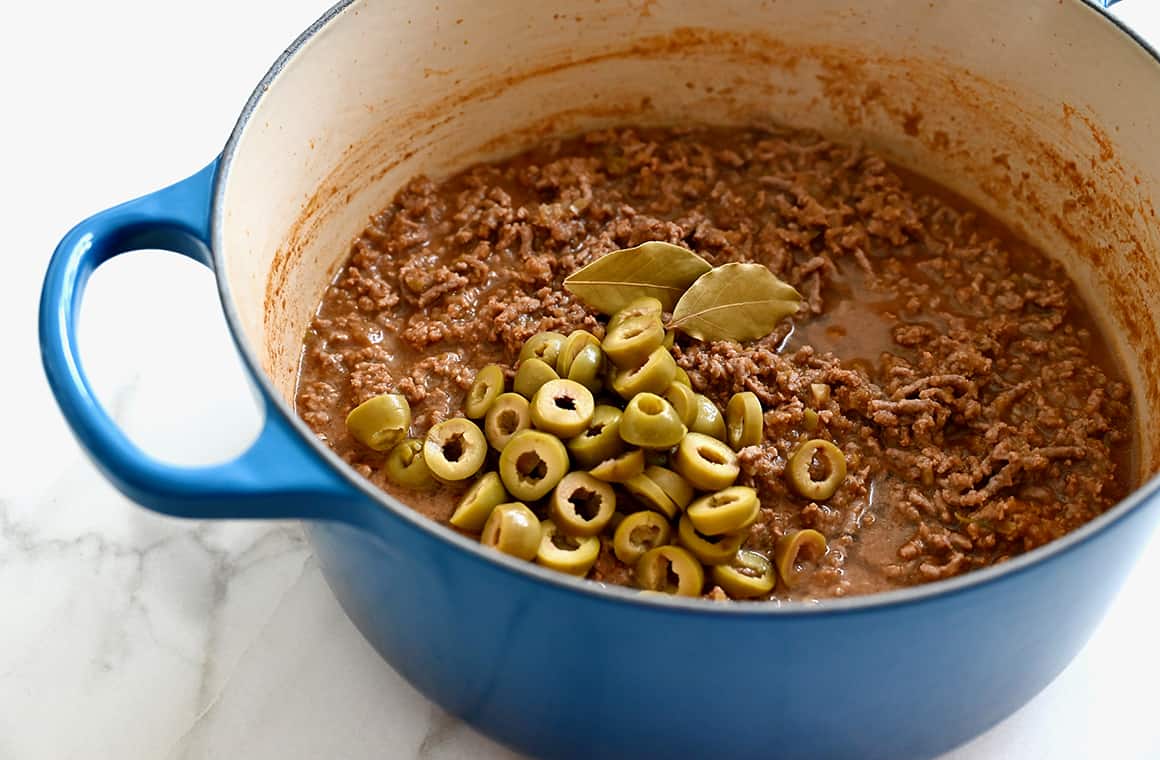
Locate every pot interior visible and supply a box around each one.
[218,0,1160,485]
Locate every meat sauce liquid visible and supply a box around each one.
[296,126,1137,600]
[784,168,1136,595]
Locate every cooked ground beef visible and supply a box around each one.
[296,126,1134,600]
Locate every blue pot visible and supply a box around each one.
[39,1,1160,757]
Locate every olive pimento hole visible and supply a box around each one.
[550,531,581,550]
[516,451,548,482]
[637,396,664,415]
[787,546,806,567]
[497,410,519,434]
[442,433,466,462]
[709,493,735,509]
[698,445,727,465]
[554,394,578,411]
[797,541,824,563]
[663,558,682,592]
[809,451,832,481]
[631,524,661,546]
[585,423,605,438]
[568,488,602,520]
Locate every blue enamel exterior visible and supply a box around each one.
[36,1,1160,757]
[308,495,1160,759]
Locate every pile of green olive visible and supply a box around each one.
[345,296,844,599]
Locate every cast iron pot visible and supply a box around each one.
[39,1,1160,757]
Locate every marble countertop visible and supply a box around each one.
[6,1,1160,758]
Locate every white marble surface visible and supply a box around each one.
[5,1,1160,758]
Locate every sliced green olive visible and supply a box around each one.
[712,550,776,599]
[610,347,677,399]
[346,393,412,451]
[481,502,541,561]
[602,297,665,367]
[619,393,687,449]
[674,432,740,491]
[450,472,508,532]
[677,514,745,565]
[530,378,595,438]
[567,405,626,469]
[589,448,646,483]
[484,393,531,451]
[689,394,727,440]
[803,408,819,432]
[644,465,694,510]
[556,330,600,378]
[635,545,705,597]
[424,418,487,481]
[565,342,605,393]
[787,439,847,500]
[686,486,759,535]
[673,366,692,387]
[465,364,505,419]
[624,472,680,519]
[384,438,437,489]
[613,510,673,564]
[726,391,764,450]
[498,429,570,501]
[514,358,559,400]
[774,529,828,588]
[550,471,616,537]
[663,382,698,427]
[519,331,566,367]
[662,329,675,350]
[536,519,600,575]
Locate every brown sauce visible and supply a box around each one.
[295,125,1136,600]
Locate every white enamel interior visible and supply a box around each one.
[219,0,1160,480]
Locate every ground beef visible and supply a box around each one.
[296,126,1134,600]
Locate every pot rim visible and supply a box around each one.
[211,0,1160,617]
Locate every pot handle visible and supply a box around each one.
[39,161,362,523]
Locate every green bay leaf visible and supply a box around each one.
[668,263,802,342]
[564,241,712,314]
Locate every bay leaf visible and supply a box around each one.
[564,241,712,314]
[668,263,802,342]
